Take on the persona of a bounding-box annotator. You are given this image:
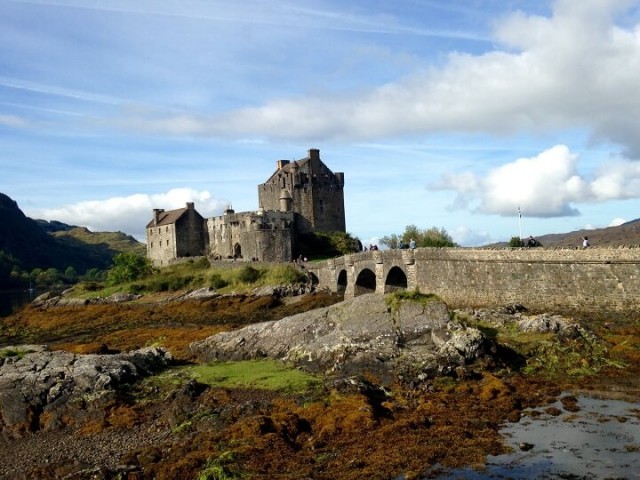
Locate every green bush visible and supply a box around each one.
[509,237,524,247]
[237,265,263,284]
[263,264,307,285]
[209,273,228,289]
[106,253,153,286]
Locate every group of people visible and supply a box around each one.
[526,235,591,248]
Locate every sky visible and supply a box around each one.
[2,0,640,247]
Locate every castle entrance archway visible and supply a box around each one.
[233,243,242,258]
[354,268,376,296]
[337,269,348,293]
[385,266,407,293]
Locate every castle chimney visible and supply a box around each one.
[186,202,194,209]
[153,208,164,225]
[276,160,290,170]
[308,148,320,161]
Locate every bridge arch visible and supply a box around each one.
[385,266,407,293]
[354,268,376,296]
[308,271,319,287]
[337,269,348,293]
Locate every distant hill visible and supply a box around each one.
[35,219,78,233]
[51,227,145,258]
[0,193,145,289]
[487,219,640,248]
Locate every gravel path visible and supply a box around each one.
[0,422,171,480]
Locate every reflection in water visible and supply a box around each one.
[0,289,36,318]
[435,394,640,479]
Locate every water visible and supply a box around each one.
[0,289,36,318]
[434,394,640,479]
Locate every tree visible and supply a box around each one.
[509,237,524,247]
[106,253,153,286]
[63,266,77,283]
[381,225,457,249]
[379,233,402,249]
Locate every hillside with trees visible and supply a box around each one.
[0,193,145,289]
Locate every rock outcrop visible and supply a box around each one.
[190,294,493,383]
[0,345,172,438]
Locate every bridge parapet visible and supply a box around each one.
[312,247,640,313]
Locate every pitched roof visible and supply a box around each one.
[262,157,310,184]
[145,207,187,228]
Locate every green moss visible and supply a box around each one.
[385,289,441,315]
[196,452,237,480]
[0,347,35,359]
[186,359,322,394]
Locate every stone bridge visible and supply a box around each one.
[306,247,640,314]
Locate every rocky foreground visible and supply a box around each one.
[1,289,639,479]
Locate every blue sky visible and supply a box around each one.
[2,0,640,246]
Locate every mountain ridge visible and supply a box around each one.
[0,193,144,289]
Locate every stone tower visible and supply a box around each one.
[257,148,345,234]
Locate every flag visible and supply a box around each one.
[518,207,521,218]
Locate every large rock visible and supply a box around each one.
[190,294,491,382]
[0,346,172,438]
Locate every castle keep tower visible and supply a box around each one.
[258,148,346,234]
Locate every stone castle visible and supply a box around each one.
[146,148,345,266]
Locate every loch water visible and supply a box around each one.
[0,289,36,318]
[433,393,640,479]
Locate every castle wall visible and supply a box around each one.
[206,210,294,262]
[175,210,207,258]
[147,223,177,266]
[314,247,640,314]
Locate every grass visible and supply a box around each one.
[187,359,322,394]
[70,261,308,298]
[142,359,322,397]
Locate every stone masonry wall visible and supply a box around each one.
[412,247,640,313]
[315,247,640,314]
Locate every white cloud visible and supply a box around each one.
[435,144,640,218]
[590,162,640,200]
[608,217,627,227]
[26,189,226,241]
[436,145,586,217]
[106,0,640,157]
[451,226,493,247]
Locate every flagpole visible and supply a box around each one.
[518,206,522,240]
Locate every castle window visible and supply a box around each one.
[158,228,161,234]
[150,242,153,248]
[166,240,169,246]
[319,199,325,214]
[166,226,169,233]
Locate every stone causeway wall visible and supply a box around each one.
[310,246,640,314]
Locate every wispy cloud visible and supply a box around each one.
[8,0,489,40]
[95,0,640,158]
[0,76,124,105]
[0,113,28,128]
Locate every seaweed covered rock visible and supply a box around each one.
[0,346,172,438]
[190,294,492,383]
